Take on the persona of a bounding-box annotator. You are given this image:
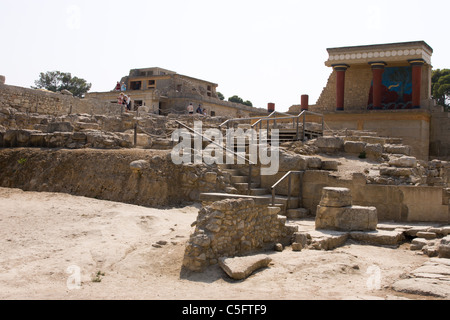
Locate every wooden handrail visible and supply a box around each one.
[175,120,256,193]
[270,170,304,209]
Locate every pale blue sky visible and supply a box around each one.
[1,0,449,111]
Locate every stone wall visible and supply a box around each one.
[0,148,230,207]
[314,111,431,160]
[0,83,121,116]
[316,66,373,113]
[302,170,449,222]
[182,198,296,271]
[429,105,450,160]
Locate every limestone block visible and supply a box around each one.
[380,167,413,177]
[210,198,254,212]
[321,160,339,171]
[308,229,348,250]
[278,152,307,171]
[349,230,404,246]
[384,144,411,155]
[47,122,73,133]
[292,242,303,251]
[364,143,383,158]
[319,187,352,207]
[410,238,428,250]
[136,134,152,148]
[316,205,377,231]
[438,236,450,258]
[218,254,272,280]
[304,156,322,169]
[314,136,344,152]
[388,156,417,168]
[416,231,437,240]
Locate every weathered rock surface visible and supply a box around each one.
[439,236,450,258]
[316,205,378,231]
[349,230,404,246]
[314,136,344,153]
[344,141,365,154]
[319,187,352,208]
[218,254,272,280]
[388,156,417,168]
[392,258,450,298]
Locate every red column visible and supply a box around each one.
[408,59,425,109]
[268,103,275,113]
[369,62,386,110]
[332,64,349,111]
[301,95,309,110]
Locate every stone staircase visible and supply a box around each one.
[211,163,309,220]
[186,119,319,221]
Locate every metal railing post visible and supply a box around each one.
[298,171,304,207]
[248,164,252,194]
[134,123,137,147]
[287,173,292,211]
[302,113,306,141]
[271,187,275,206]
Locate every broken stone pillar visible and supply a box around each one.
[315,187,377,231]
[0,75,5,85]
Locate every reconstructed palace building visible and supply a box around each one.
[290,41,449,161]
[87,67,266,118]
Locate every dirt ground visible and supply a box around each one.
[0,186,436,301]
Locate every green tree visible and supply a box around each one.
[217,92,225,100]
[431,69,450,111]
[243,100,253,107]
[228,95,244,104]
[33,71,92,98]
[228,95,253,107]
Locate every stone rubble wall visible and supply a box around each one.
[311,135,450,187]
[182,198,297,271]
[0,83,121,116]
[0,148,230,207]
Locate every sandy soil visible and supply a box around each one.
[0,187,434,301]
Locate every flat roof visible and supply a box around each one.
[327,41,433,53]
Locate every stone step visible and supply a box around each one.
[221,168,241,176]
[233,182,261,192]
[231,175,249,183]
[198,192,271,205]
[249,188,270,196]
[286,208,310,219]
[259,194,300,210]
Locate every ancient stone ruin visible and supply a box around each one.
[1,41,450,297]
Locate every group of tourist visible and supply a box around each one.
[187,103,208,116]
[118,92,131,111]
[114,81,127,92]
